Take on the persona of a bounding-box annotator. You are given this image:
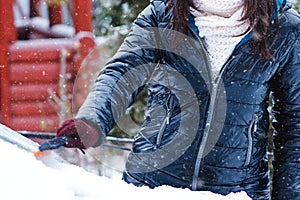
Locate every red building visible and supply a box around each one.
[0,0,96,132]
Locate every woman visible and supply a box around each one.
[56,0,300,199]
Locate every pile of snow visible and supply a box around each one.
[0,130,251,200]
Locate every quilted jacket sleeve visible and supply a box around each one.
[272,33,300,199]
[75,2,163,142]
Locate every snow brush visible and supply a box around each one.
[0,124,53,158]
[38,136,68,152]
[38,136,86,154]
[18,131,134,152]
[34,136,69,158]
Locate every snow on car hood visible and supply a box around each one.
[0,126,251,200]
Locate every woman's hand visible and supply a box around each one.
[56,119,100,149]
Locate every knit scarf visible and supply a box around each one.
[190,0,250,78]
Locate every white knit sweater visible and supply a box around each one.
[191,0,250,78]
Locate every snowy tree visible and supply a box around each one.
[92,0,148,36]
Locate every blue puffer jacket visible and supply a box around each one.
[77,0,300,199]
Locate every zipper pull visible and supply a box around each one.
[165,95,173,125]
[166,109,171,125]
[253,114,258,132]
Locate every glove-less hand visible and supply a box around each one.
[56,119,100,149]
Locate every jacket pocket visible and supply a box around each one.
[244,112,262,166]
[155,94,174,148]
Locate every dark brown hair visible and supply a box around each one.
[168,0,281,58]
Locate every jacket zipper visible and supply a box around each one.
[191,70,228,191]
[244,113,260,166]
[188,25,236,191]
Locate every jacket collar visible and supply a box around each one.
[188,0,287,49]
